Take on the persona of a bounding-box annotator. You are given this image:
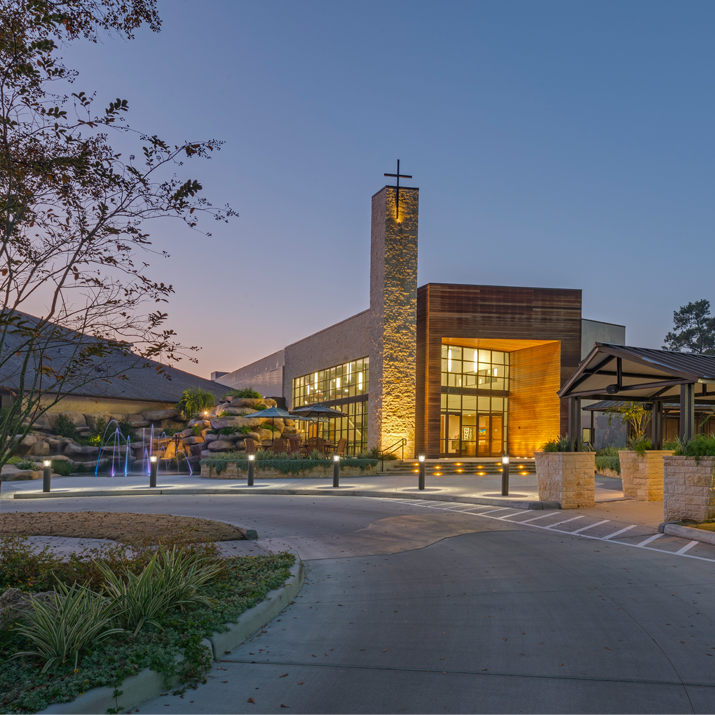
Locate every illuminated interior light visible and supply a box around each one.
[447,349,452,372]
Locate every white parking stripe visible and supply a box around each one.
[602,524,637,540]
[636,533,663,547]
[545,516,585,529]
[572,520,610,534]
[676,540,699,555]
[520,512,561,523]
[478,507,513,514]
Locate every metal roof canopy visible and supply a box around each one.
[558,343,715,448]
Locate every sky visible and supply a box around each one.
[57,0,715,378]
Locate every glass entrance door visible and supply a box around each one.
[490,415,503,456]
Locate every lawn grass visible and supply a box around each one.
[0,536,294,713]
[0,512,246,545]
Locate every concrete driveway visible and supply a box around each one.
[4,492,715,713]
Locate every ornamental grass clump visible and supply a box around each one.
[673,434,715,461]
[11,581,124,672]
[97,546,222,635]
[542,436,570,452]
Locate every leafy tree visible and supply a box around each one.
[607,402,651,439]
[663,300,715,355]
[176,387,216,420]
[0,0,235,482]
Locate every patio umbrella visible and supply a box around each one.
[290,403,348,447]
[251,406,308,448]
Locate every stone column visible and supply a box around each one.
[664,455,715,522]
[535,451,595,508]
[368,185,418,457]
[619,450,673,501]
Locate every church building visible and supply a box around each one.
[214,178,624,458]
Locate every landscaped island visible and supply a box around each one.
[0,519,294,714]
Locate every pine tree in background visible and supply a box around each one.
[663,300,715,355]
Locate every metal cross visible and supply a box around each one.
[384,159,412,220]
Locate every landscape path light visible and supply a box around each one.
[418,455,426,490]
[501,455,510,496]
[333,454,341,488]
[247,454,255,487]
[149,455,158,488]
[42,459,51,493]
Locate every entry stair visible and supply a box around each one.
[381,459,536,476]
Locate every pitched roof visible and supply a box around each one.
[0,313,225,404]
[559,343,715,403]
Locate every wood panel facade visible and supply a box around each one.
[415,283,582,458]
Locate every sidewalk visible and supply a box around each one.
[3,471,624,510]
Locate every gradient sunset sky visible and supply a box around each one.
[59,0,714,377]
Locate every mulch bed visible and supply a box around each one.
[0,511,245,544]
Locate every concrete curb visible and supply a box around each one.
[37,562,304,714]
[207,560,305,657]
[13,486,558,510]
[659,522,715,545]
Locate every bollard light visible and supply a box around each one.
[418,454,426,491]
[247,453,255,486]
[333,454,340,488]
[501,455,510,496]
[149,454,158,489]
[42,459,52,493]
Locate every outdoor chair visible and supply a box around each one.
[288,437,302,455]
[271,438,288,455]
[244,438,257,455]
[335,437,347,456]
[306,436,326,455]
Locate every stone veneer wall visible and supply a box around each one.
[664,456,715,522]
[368,186,418,456]
[535,451,595,508]
[619,450,673,501]
[283,311,371,409]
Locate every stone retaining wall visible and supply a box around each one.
[619,450,673,501]
[535,451,595,509]
[201,463,379,479]
[664,455,715,522]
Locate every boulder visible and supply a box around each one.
[64,443,99,457]
[1,465,41,481]
[205,434,218,443]
[50,411,87,428]
[182,435,204,445]
[211,417,262,431]
[29,439,50,457]
[207,439,235,452]
[30,414,53,432]
[282,427,299,436]
[178,428,194,438]
[142,409,179,422]
[200,450,213,458]
[230,398,263,408]
[84,413,112,430]
[259,429,276,441]
[215,407,245,416]
[260,418,284,433]
[284,419,296,427]
[0,588,55,628]
[189,443,206,456]
[264,398,277,407]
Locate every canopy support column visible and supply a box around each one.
[651,400,663,449]
[680,383,695,442]
[568,397,581,452]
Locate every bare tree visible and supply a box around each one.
[0,0,235,474]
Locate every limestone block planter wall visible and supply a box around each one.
[201,462,379,479]
[535,451,595,509]
[619,450,673,501]
[664,456,715,522]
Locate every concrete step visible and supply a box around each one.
[383,460,536,475]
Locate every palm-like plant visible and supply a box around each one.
[98,546,221,635]
[176,387,216,420]
[11,582,124,672]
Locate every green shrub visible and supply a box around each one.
[218,426,239,436]
[627,435,652,456]
[542,436,570,452]
[200,455,378,476]
[226,387,262,399]
[663,439,679,450]
[192,424,204,436]
[11,581,124,672]
[595,454,620,474]
[673,434,715,460]
[176,387,216,420]
[239,425,252,434]
[51,460,73,477]
[261,423,279,432]
[253,404,267,411]
[54,414,79,440]
[97,546,221,635]
[596,445,620,457]
[14,458,37,470]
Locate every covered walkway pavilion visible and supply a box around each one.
[558,343,715,450]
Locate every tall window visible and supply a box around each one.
[440,344,509,457]
[292,358,369,455]
[293,357,369,406]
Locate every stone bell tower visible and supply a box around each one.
[368,182,419,457]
